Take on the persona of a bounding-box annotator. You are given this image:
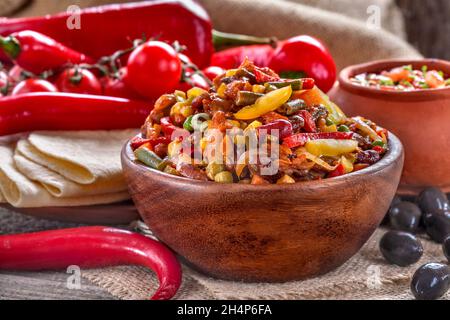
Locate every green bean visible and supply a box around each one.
[235,91,264,106]
[277,99,306,115]
[134,148,163,170]
[267,79,303,90]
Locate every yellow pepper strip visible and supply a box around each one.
[235,151,249,177]
[243,120,262,133]
[277,175,296,184]
[340,156,354,173]
[305,139,358,157]
[234,86,292,120]
[226,69,238,77]
[252,84,266,93]
[217,83,227,98]
[187,87,208,99]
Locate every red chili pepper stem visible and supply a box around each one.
[0,227,182,300]
[212,30,277,51]
[0,36,20,59]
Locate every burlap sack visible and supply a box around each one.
[1,208,449,300]
[198,0,421,70]
[3,0,421,70]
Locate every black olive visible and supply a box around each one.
[388,201,422,233]
[411,263,450,300]
[356,150,380,165]
[381,195,403,225]
[443,236,450,262]
[417,187,449,215]
[379,231,423,266]
[423,210,450,243]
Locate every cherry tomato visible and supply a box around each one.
[202,66,225,81]
[56,68,102,95]
[126,41,182,99]
[12,79,58,95]
[102,67,142,100]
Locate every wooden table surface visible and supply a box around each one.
[0,270,116,300]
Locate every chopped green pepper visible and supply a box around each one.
[183,115,194,132]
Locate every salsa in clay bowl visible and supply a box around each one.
[329,59,450,195]
[121,60,404,282]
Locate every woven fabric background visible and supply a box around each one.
[1,207,449,300]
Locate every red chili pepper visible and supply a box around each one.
[283,132,354,148]
[160,117,179,136]
[372,146,385,154]
[254,67,280,83]
[0,227,182,300]
[0,30,92,75]
[298,110,317,133]
[0,92,151,136]
[211,32,336,92]
[0,0,213,68]
[328,164,345,178]
[257,119,293,140]
[131,136,151,150]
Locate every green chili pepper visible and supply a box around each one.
[134,148,163,170]
[235,91,264,106]
[338,125,351,132]
[183,115,194,132]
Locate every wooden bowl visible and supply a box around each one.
[329,59,450,195]
[122,134,404,282]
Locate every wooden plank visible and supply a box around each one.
[0,271,116,300]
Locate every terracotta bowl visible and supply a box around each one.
[122,134,404,282]
[329,59,450,195]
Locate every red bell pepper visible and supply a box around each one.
[0,0,213,68]
[160,116,190,141]
[0,227,182,300]
[0,92,151,136]
[211,32,336,92]
[0,30,92,75]
[283,132,354,149]
[257,119,293,140]
[298,110,317,133]
[328,164,345,178]
[160,117,179,136]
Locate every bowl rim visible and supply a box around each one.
[123,132,404,191]
[338,58,450,101]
